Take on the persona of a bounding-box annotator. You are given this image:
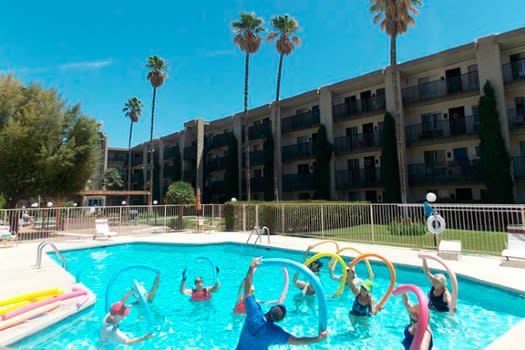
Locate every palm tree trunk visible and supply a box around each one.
[149,87,157,205]
[275,54,284,102]
[127,120,134,205]
[273,53,285,201]
[244,52,251,201]
[390,2,408,203]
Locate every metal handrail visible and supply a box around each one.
[36,241,67,270]
[247,226,270,245]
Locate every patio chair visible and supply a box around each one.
[502,226,525,263]
[199,218,221,233]
[437,240,462,260]
[93,219,118,240]
[0,226,17,247]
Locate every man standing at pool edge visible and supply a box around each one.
[236,257,329,350]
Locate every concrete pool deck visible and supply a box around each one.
[0,231,524,348]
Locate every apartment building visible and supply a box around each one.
[106,26,525,203]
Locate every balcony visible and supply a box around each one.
[207,180,225,194]
[282,173,314,192]
[164,146,179,158]
[251,176,265,193]
[281,110,320,134]
[183,143,196,160]
[334,131,382,155]
[402,71,480,106]
[250,150,265,166]
[332,95,386,122]
[508,108,525,130]
[502,59,525,85]
[513,157,525,180]
[407,161,481,186]
[206,132,233,149]
[206,157,225,173]
[131,154,143,167]
[335,168,382,189]
[282,142,314,162]
[405,115,479,146]
[183,169,195,183]
[249,122,271,140]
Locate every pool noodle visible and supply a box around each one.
[418,253,458,316]
[132,279,154,330]
[0,288,63,307]
[189,256,217,284]
[304,252,348,297]
[303,240,340,261]
[261,258,328,332]
[0,301,61,331]
[331,246,375,281]
[393,284,430,350]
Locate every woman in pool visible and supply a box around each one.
[293,261,323,296]
[401,294,433,350]
[180,267,220,301]
[422,258,451,312]
[329,264,361,286]
[233,279,279,314]
[348,279,377,317]
[100,290,154,345]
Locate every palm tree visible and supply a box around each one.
[267,15,301,200]
[232,12,265,201]
[123,97,143,199]
[370,0,421,203]
[146,56,168,203]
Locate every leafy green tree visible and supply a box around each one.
[313,124,333,199]
[232,12,265,200]
[224,135,239,200]
[263,130,275,201]
[0,75,100,209]
[381,112,401,202]
[479,82,514,203]
[103,168,124,190]
[164,181,195,205]
[123,97,143,194]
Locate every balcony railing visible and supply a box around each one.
[334,131,382,155]
[405,115,479,145]
[407,161,481,185]
[249,123,271,140]
[335,168,382,189]
[502,59,525,85]
[508,108,525,130]
[402,71,480,105]
[513,157,525,180]
[206,132,233,149]
[282,142,314,162]
[282,173,314,192]
[206,157,226,173]
[281,110,320,134]
[183,144,196,160]
[332,95,386,121]
[164,146,179,158]
[250,150,265,166]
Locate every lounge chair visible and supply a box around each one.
[198,218,221,233]
[437,240,462,260]
[93,219,118,240]
[0,226,17,247]
[502,225,525,263]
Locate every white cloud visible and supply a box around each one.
[58,59,113,70]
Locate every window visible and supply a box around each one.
[253,169,262,178]
[424,150,447,168]
[421,112,442,130]
[348,191,360,201]
[297,164,310,174]
[297,136,309,144]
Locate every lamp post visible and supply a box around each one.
[46,201,53,229]
[153,200,158,227]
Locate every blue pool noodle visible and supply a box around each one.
[189,256,217,284]
[132,279,154,330]
[260,258,328,331]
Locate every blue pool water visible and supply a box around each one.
[13,242,525,349]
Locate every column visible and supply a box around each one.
[233,113,243,199]
[178,133,185,181]
[195,119,205,202]
[271,102,283,200]
[319,87,336,200]
[158,138,164,202]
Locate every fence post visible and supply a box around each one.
[255,205,259,228]
[321,205,325,238]
[281,205,285,233]
[370,204,375,242]
[242,204,246,232]
[164,205,168,232]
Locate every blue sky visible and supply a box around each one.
[2,0,525,148]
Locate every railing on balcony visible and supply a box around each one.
[183,144,196,160]
[282,142,314,162]
[405,115,479,145]
[250,150,265,166]
[507,108,525,130]
[335,168,382,189]
[282,173,314,192]
[332,95,386,121]
[206,132,233,149]
[402,71,480,105]
[249,123,271,140]
[334,131,382,155]
[131,154,143,167]
[206,157,226,173]
[513,157,525,180]
[281,110,320,134]
[502,59,525,85]
[407,161,481,185]
[164,146,179,158]
[251,176,264,193]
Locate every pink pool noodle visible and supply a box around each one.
[418,253,458,316]
[278,268,289,303]
[393,284,430,350]
[2,288,88,321]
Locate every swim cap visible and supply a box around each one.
[361,280,374,292]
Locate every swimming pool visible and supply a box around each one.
[13,242,525,349]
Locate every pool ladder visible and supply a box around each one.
[247,226,270,245]
[36,241,67,270]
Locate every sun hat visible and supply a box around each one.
[110,302,130,316]
[361,280,374,292]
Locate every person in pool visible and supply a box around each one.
[233,279,280,314]
[422,258,451,312]
[236,257,329,350]
[180,267,220,301]
[293,261,323,295]
[348,279,378,317]
[401,294,433,350]
[100,290,154,345]
[329,263,361,286]
[134,273,160,303]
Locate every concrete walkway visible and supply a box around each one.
[0,231,524,348]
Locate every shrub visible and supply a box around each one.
[164,181,195,205]
[388,218,426,236]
